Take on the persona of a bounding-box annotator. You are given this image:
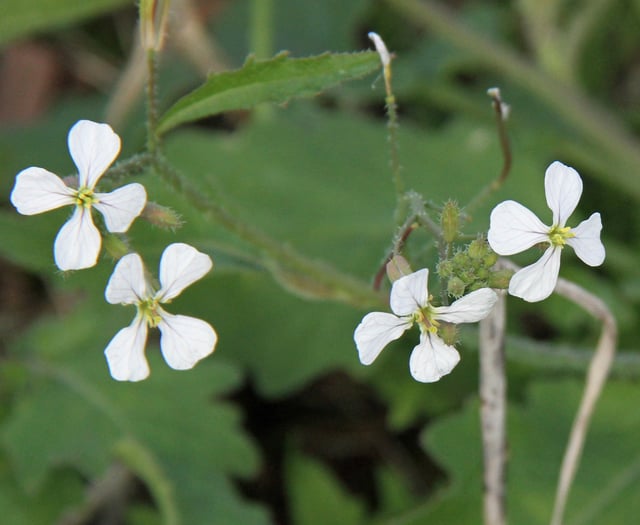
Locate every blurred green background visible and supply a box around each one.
[1,0,639,524]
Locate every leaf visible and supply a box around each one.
[156,51,380,135]
[287,453,365,525]
[1,309,269,525]
[395,379,640,524]
[0,0,131,47]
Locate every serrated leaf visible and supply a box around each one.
[0,0,131,47]
[156,51,380,134]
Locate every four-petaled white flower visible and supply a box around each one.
[354,269,497,383]
[488,161,605,302]
[10,119,147,271]
[104,243,218,382]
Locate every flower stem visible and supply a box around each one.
[479,290,508,525]
[385,0,640,200]
[145,49,161,154]
[466,88,512,216]
[152,155,382,307]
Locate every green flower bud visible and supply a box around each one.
[440,200,460,243]
[142,202,183,230]
[447,276,466,298]
[488,269,513,289]
[452,250,468,267]
[476,267,489,280]
[467,238,488,259]
[484,250,499,268]
[439,323,458,346]
[103,233,130,261]
[437,259,454,278]
[468,280,489,292]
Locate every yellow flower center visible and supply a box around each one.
[74,186,98,208]
[548,224,575,248]
[412,300,440,335]
[138,297,163,327]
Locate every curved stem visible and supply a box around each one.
[500,259,617,525]
[152,155,382,307]
[385,0,640,200]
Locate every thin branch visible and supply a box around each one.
[549,275,617,525]
[55,463,135,525]
[384,0,640,200]
[479,289,508,525]
[499,259,617,525]
[466,87,512,216]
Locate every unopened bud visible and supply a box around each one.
[441,200,460,243]
[467,238,488,260]
[103,233,130,261]
[368,32,391,68]
[437,259,454,278]
[440,323,458,346]
[484,250,499,268]
[488,269,513,289]
[142,202,183,230]
[386,254,413,282]
[447,276,466,298]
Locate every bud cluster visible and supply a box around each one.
[437,237,510,297]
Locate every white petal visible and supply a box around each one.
[434,288,498,324]
[389,268,429,316]
[409,332,460,383]
[545,161,582,226]
[488,200,549,255]
[104,317,150,381]
[68,120,121,189]
[354,312,411,365]
[567,212,605,267]
[54,207,101,270]
[10,167,75,215]
[94,183,147,232]
[157,312,217,370]
[105,252,149,304]
[509,247,561,302]
[157,243,212,302]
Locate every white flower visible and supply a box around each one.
[10,120,147,271]
[104,243,217,382]
[488,161,605,302]
[354,269,497,383]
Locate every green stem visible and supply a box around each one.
[465,90,512,216]
[152,155,382,308]
[250,0,274,59]
[146,49,160,153]
[249,0,274,121]
[385,0,640,200]
[386,93,406,223]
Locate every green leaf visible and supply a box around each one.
[156,51,380,135]
[287,453,365,525]
[1,309,269,525]
[0,0,131,48]
[397,380,640,524]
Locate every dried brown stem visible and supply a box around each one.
[479,289,508,525]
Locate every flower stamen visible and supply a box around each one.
[548,224,575,247]
[74,186,98,208]
[138,297,163,327]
